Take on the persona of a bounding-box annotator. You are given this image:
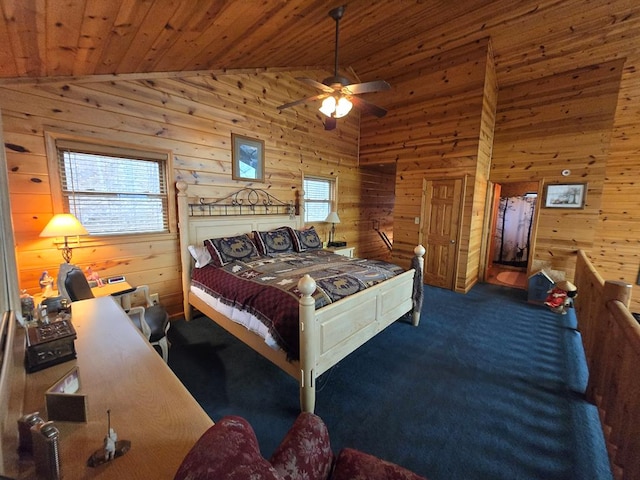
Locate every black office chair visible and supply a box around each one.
[64,267,94,301]
[64,267,171,362]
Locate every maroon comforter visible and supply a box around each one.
[191,250,405,359]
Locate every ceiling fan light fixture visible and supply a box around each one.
[319,96,337,117]
[319,96,352,119]
[278,5,389,126]
[335,97,353,118]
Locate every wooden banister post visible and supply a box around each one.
[176,181,192,321]
[298,274,317,413]
[586,280,632,403]
[603,280,632,309]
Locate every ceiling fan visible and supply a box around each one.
[277,5,391,130]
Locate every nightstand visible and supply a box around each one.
[324,246,355,258]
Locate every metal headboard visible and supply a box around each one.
[189,187,296,218]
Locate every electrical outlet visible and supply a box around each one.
[150,293,159,305]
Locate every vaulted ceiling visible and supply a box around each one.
[1,0,639,90]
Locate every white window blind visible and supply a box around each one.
[56,140,169,235]
[303,177,334,222]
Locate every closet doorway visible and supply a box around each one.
[485,181,540,289]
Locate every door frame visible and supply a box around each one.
[481,179,543,281]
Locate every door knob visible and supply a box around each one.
[450,239,455,244]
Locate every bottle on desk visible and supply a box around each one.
[17,411,44,453]
[31,421,61,480]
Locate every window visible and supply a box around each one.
[52,138,170,236]
[303,176,336,222]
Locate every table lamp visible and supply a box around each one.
[40,213,88,264]
[325,211,341,246]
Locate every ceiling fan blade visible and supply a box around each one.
[296,77,335,93]
[350,96,388,118]
[278,93,329,111]
[342,80,391,95]
[324,117,337,130]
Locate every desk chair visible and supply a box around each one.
[64,268,171,362]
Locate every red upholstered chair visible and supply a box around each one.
[174,412,427,480]
[173,416,282,480]
[332,448,427,480]
[269,411,334,480]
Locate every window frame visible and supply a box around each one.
[45,131,176,239]
[302,174,338,223]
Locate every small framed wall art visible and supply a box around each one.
[232,133,264,182]
[543,183,587,209]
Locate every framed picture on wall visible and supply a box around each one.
[232,133,264,182]
[543,183,587,209]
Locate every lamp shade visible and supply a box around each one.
[325,211,341,224]
[40,214,88,238]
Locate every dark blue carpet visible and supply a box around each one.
[168,283,612,480]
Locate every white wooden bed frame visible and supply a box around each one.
[176,181,425,412]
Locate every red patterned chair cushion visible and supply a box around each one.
[332,448,427,480]
[269,412,334,480]
[174,414,426,480]
[173,416,280,480]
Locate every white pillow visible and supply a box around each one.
[188,245,212,268]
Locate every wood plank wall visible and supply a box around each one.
[359,38,496,291]
[491,60,624,291]
[2,70,394,317]
[468,41,498,291]
[594,62,640,314]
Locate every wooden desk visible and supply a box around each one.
[90,281,135,298]
[35,281,135,311]
[1,296,212,479]
[34,281,134,304]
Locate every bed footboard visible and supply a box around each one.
[297,245,424,413]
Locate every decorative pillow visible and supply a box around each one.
[292,226,323,252]
[253,227,296,255]
[187,245,212,268]
[204,234,260,266]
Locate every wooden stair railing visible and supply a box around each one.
[574,250,640,480]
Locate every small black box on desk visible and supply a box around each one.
[25,317,77,373]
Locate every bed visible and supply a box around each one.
[176,181,425,412]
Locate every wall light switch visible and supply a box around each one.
[414,217,420,224]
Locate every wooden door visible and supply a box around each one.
[422,178,463,289]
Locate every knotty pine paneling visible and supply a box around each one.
[361,39,496,293]
[354,166,396,262]
[1,70,391,317]
[466,41,498,292]
[593,61,640,313]
[491,60,624,298]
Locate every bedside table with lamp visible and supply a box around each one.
[324,211,354,257]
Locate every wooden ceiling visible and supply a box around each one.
[1,0,640,89]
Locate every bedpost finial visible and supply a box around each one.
[297,274,316,296]
[414,245,425,257]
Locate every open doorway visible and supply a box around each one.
[486,181,539,289]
